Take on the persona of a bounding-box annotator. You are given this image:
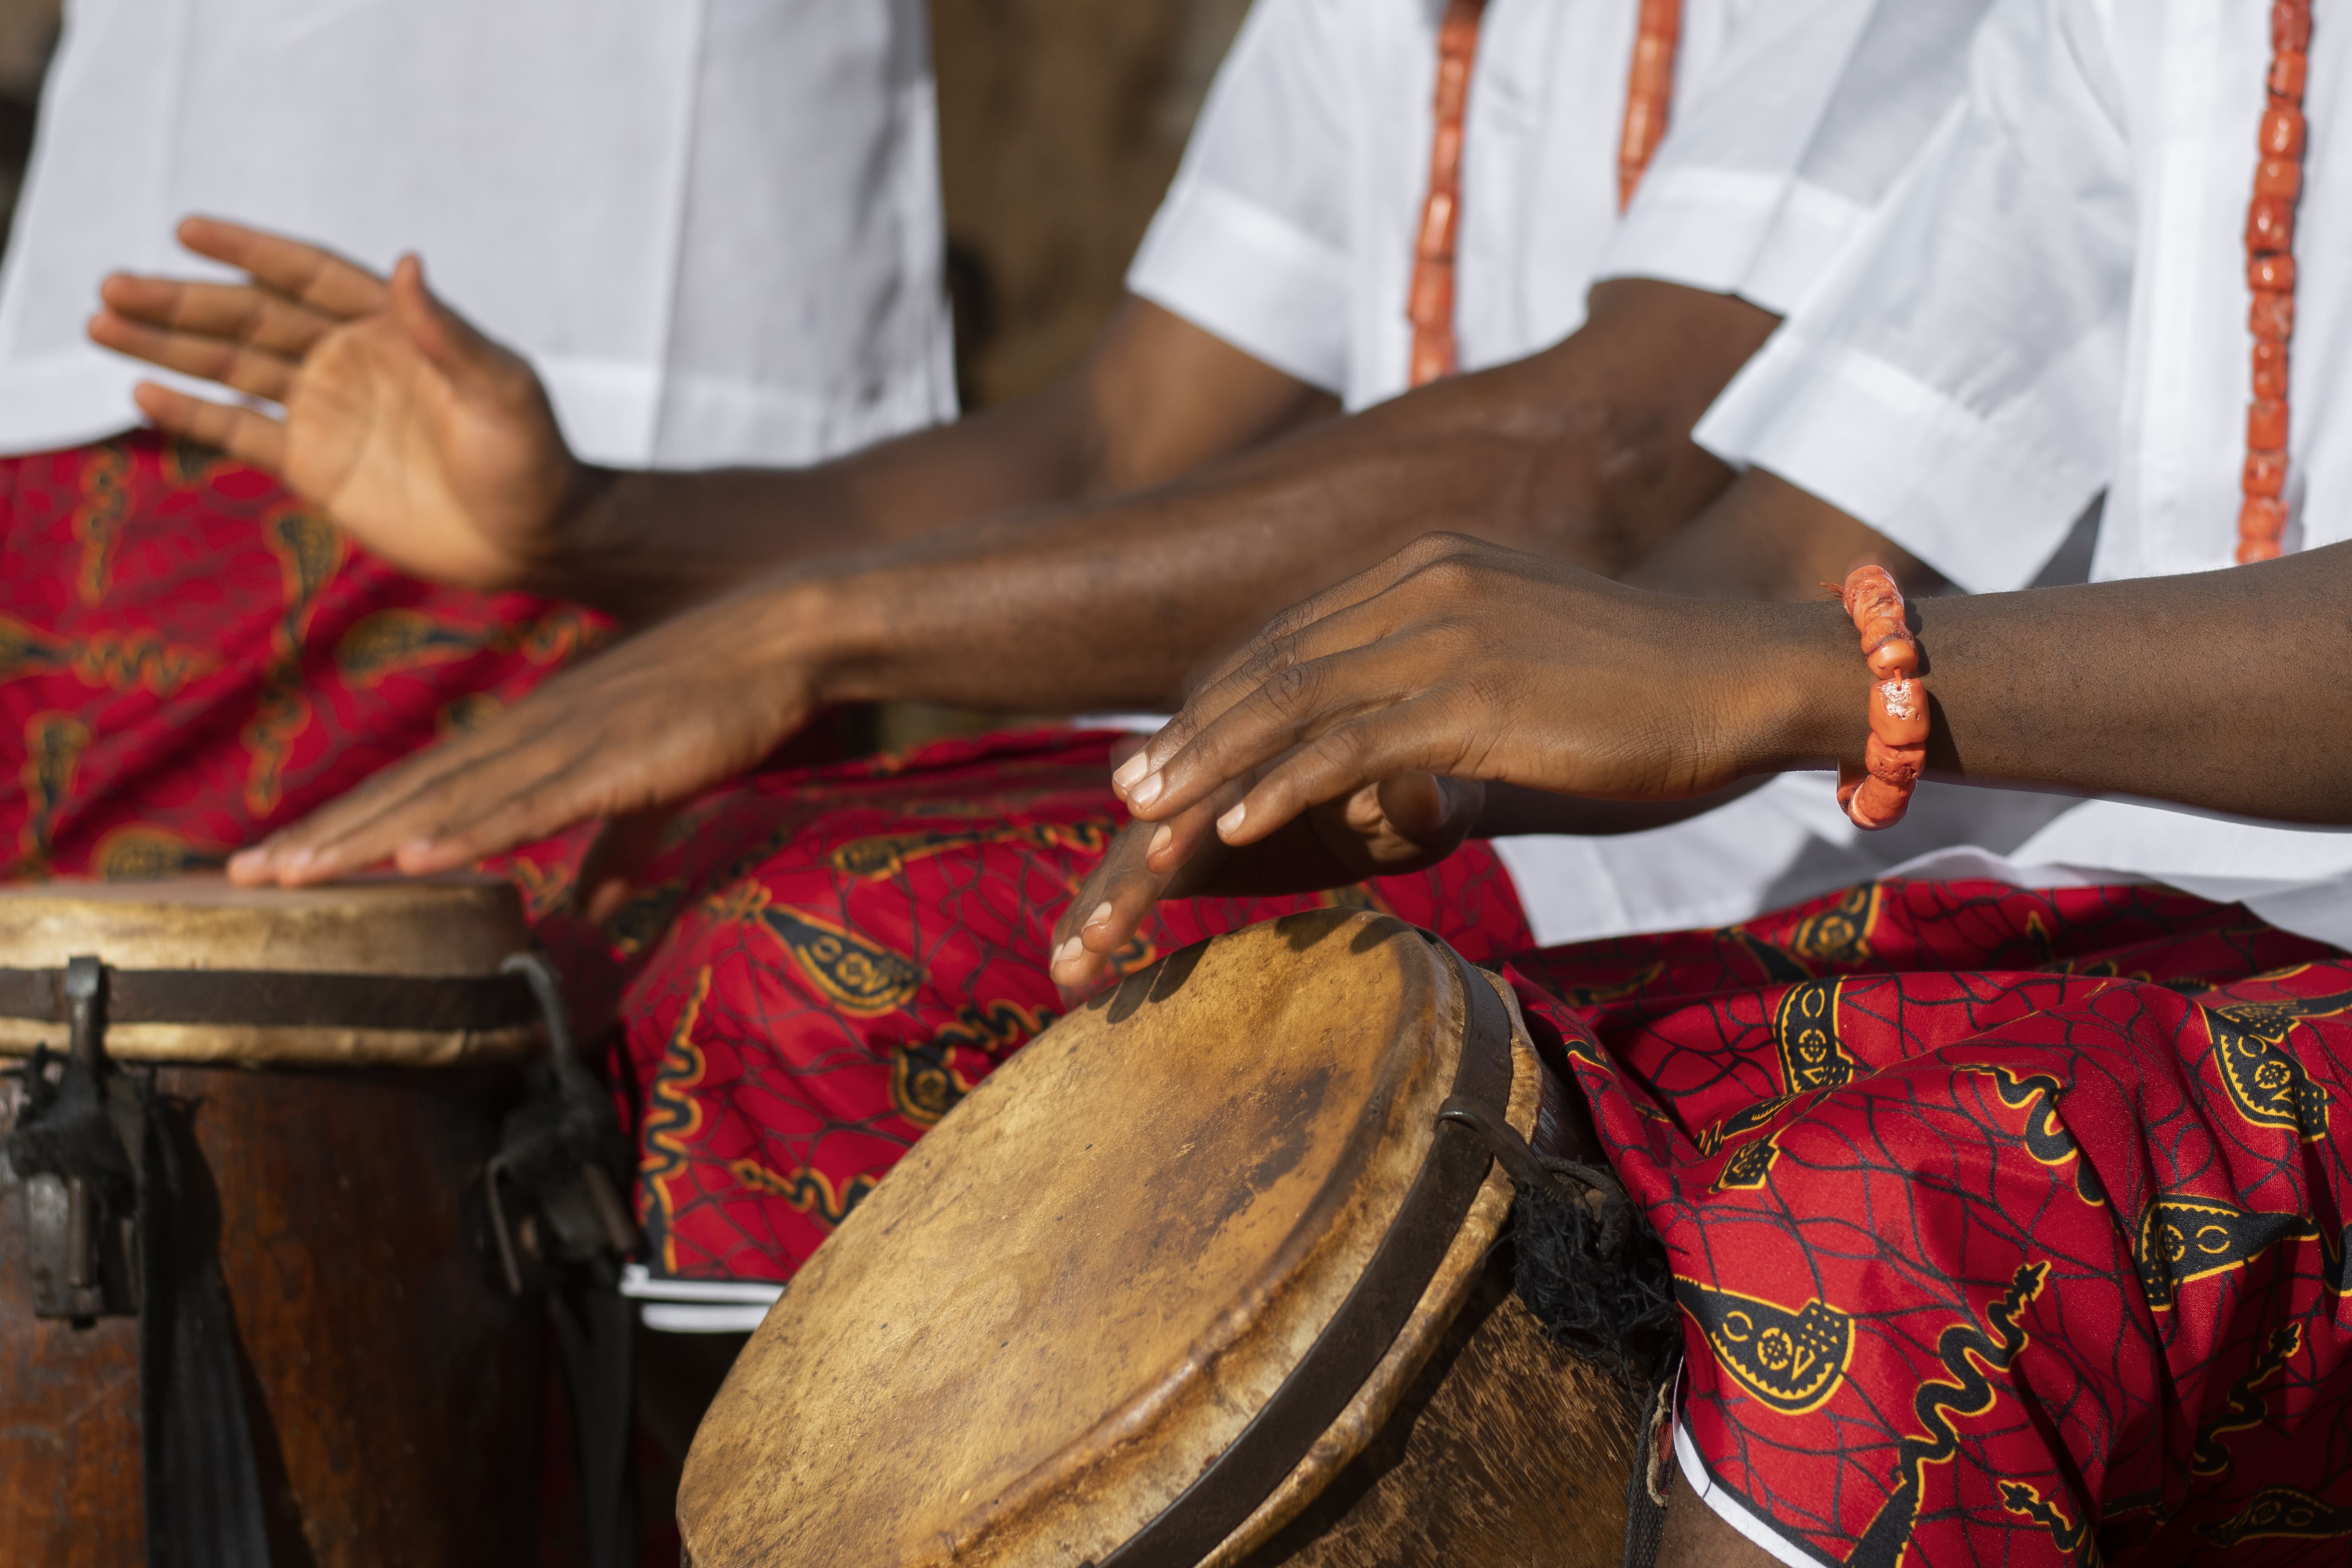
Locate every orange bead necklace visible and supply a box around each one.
[2241,0,2315,563]
[1408,0,1684,386]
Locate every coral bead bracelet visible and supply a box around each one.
[1833,566,1927,831]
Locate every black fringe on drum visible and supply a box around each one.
[1509,1156,1677,1385]
[1509,1156,1680,1568]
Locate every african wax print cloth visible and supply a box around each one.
[0,435,1537,1287]
[1506,878,2352,1566]
[502,726,1535,1284]
[0,431,606,876]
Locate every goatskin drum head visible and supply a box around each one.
[679,908,1529,1568]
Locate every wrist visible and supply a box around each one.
[746,574,873,708]
[513,460,620,601]
[1721,599,1865,775]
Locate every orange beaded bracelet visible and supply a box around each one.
[1832,565,1926,830]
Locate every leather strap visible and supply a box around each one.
[552,1280,636,1568]
[140,1087,274,1568]
[1097,942,1516,1568]
[0,966,536,1032]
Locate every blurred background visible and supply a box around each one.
[0,0,1253,412]
[932,0,1250,406]
[0,0,1251,751]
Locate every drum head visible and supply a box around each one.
[679,909,1532,1568]
[0,875,538,1065]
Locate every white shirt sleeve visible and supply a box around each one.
[1124,0,1357,392]
[1598,0,1998,315]
[1692,0,2134,591]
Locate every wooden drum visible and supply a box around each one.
[0,875,550,1568]
[679,909,1639,1568]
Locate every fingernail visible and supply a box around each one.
[1217,802,1248,838]
[1085,901,1113,931]
[280,846,315,874]
[1148,823,1173,859]
[1111,751,1151,791]
[1052,936,1083,971]
[1127,772,1163,810]
[227,847,267,876]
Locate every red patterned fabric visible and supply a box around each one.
[0,434,1539,1291]
[509,727,1535,1283]
[0,431,604,875]
[1508,879,2352,1566]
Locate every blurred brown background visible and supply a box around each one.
[934,0,1251,406]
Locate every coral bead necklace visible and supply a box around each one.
[1408,0,1683,386]
[2241,0,2315,563]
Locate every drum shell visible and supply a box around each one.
[1231,1250,1639,1568]
[0,1059,544,1567]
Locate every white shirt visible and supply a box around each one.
[1126,0,2050,947]
[1698,0,2352,947]
[0,0,955,468]
[1598,0,1999,314]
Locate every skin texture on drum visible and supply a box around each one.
[1238,1276,1636,1568]
[681,911,1497,1568]
[0,1060,544,1567]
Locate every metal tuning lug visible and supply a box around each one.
[8,958,140,1322]
[483,953,641,1294]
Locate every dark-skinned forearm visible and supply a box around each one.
[530,380,1104,621]
[794,281,1780,714]
[1446,540,2352,843]
[1903,548,2352,821]
[1735,543,2352,823]
[525,299,1339,622]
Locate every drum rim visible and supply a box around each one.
[1092,940,1517,1568]
[0,963,539,1033]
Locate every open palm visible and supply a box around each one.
[88,216,581,592]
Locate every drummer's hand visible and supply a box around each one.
[88,216,586,593]
[225,582,822,889]
[1049,771,1485,994]
[1049,533,1842,986]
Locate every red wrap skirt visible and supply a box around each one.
[18,433,2352,1562]
[0,431,603,873]
[1510,879,2352,1566]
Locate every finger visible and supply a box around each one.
[1190,532,1483,695]
[390,255,527,394]
[227,712,550,884]
[387,764,621,877]
[1214,706,1466,849]
[176,215,389,318]
[1050,823,1161,993]
[90,311,300,403]
[1128,634,1424,823]
[1352,774,1485,860]
[1110,546,1483,808]
[95,274,336,355]
[1370,774,1455,844]
[1116,597,1405,810]
[1142,787,1235,877]
[130,382,288,471]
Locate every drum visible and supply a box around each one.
[0,875,551,1568]
[679,908,1640,1568]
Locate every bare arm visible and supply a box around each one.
[760,279,1782,716]
[88,220,1332,619]
[544,295,1339,614]
[1051,520,2352,984]
[218,280,1784,886]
